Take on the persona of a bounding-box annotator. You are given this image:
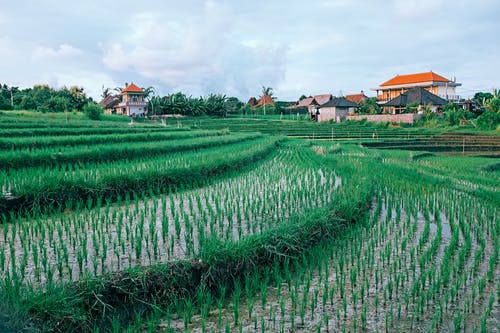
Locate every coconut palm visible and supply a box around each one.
[261,86,274,99]
[101,86,112,99]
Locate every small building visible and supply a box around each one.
[297,94,333,118]
[345,91,368,105]
[382,87,448,114]
[372,71,461,103]
[256,95,275,107]
[115,83,148,117]
[315,97,357,122]
[247,97,258,107]
[99,95,120,114]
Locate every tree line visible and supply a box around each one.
[0,83,92,112]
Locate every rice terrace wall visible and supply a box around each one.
[347,113,423,124]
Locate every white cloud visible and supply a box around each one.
[393,0,445,18]
[102,1,289,98]
[49,71,119,101]
[32,44,83,60]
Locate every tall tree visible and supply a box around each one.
[101,86,112,99]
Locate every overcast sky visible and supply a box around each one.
[1,0,499,101]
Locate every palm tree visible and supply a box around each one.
[142,86,155,115]
[260,86,275,115]
[261,86,274,98]
[101,86,112,99]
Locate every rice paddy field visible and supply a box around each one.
[0,111,498,332]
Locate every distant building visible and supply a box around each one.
[382,87,448,114]
[314,97,357,122]
[297,94,333,115]
[345,91,368,104]
[256,95,275,107]
[247,97,258,107]
[116,83,148,117]
[99,95,120,114]
[372,71,461,103]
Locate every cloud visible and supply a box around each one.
[101,1,289,98]
[32,43,83,60]
[393,0,445,18]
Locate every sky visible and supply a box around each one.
[1,0,499,102]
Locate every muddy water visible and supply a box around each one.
[0,157,342,288]
[158,188,499,332]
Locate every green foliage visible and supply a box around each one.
[484,97,500,112]
[476,111,500,130]
[404,102,420,114]
[225,97,244,114]
[0,83,92,111]
[358,97,381,114]
[148,93,230,116]
[39,96,69,113]
[473,92,493,103]
[443,103,474,126]
[83,103,103,120]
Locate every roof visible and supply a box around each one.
[247,97,257,106]
[99,95,119,108]
[122,83,144,93]
[345,93,367,104]
[318,97,357,108]
[256,95,275,107]
[313,94,333,105]
[380,71,451,87]
[383,87,448,107]
[297,96,314,107]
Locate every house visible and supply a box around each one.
[314,97,357,122]
[296,94,333,118]
[345,91,368,104]
[382,87,448,114]
[372,71,461,103]
[247,97,258,107]
[115,83,148,117]
[256,95,275,107]
[99,95,120,114]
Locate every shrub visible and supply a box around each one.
[83,103,103,120]
[476,111,500,130]
[38,96,69,113]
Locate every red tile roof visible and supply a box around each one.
[256,95,275,107]
[380,71,451,87]
[247,97,257,106]
[345,93,367,104]
[122,83,144,93]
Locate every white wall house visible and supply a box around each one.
[315,97,357,122]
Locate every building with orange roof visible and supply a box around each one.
[372,71,461,103]
[256,94,275,107]
[115,83,148,117]
[345,91,368,104]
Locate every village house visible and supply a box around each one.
[382,87,448,114]
[115,83,148,117]
[294,94,334,120]
[372,71,461,103]
[297,94,333,115]
[99,95,120,114]
[247,97,258,107]
[345,91,368,105]
[256,95,275,108]
[314,97,357,122]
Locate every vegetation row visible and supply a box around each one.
[0,132,261,170]
[0,136,281,221]
[0,128,221,150]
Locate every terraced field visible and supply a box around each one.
[0,113,498,333]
